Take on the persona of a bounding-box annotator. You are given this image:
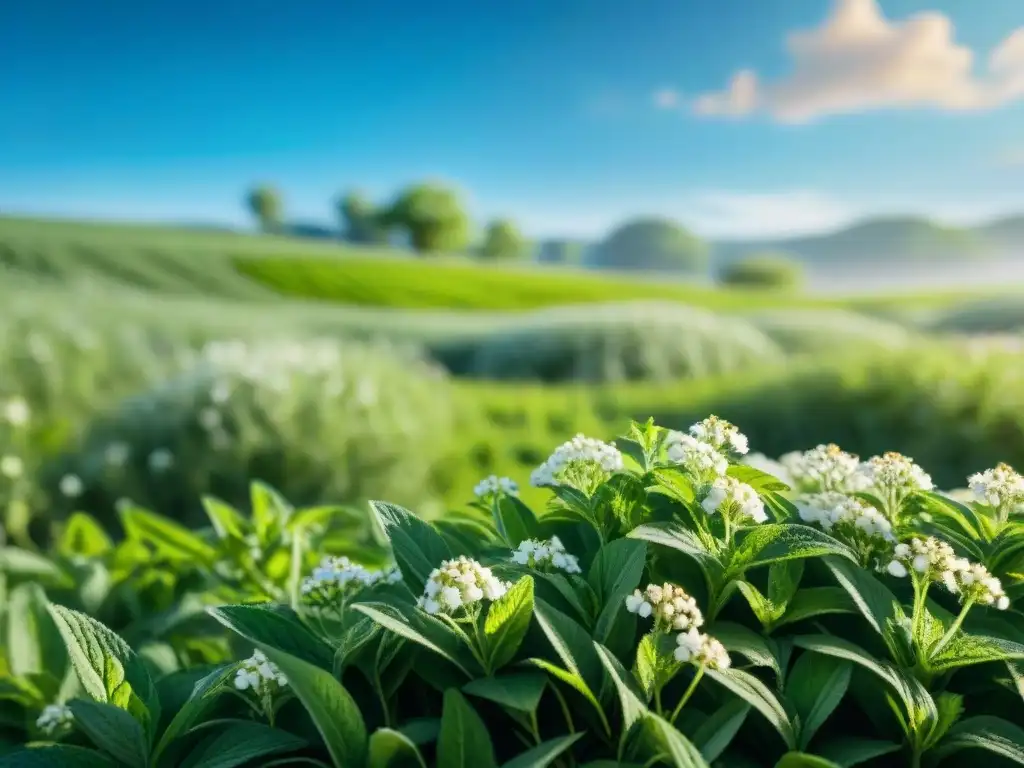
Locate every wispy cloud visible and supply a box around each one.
[652,88,682,110]
[693,0,1024,123]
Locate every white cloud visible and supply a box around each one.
[693,0,1024,122]
[653,88,682,109]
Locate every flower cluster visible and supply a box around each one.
[418,557,509,615]
[858,452,934,497]
[779,444,868,494]
[969,463,1024,517]
[674,628,732,670]
[300,556,402,606]
[530,434,624,490]
[3,397,29,427]
[887,538,1009,610]
[473,474,519,499]
[510,536,582,574]
[797,492,895,569]
[701,477,767,524]
[689,415,749,457]
[665,432,728,481]
[35,704,73,736]
[234,650,288,694]
[626,583,704,633]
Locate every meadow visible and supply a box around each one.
[1,216,1024,766]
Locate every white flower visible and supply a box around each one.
[954,561,1010,610]
[780,444,868,494]
[530,434,624,489]
[1,455,23,479]
[234,649,287,694]
[858,452,933,496]
[300,556,401,606]
[887,560,908,578]
[59,474,84,498]
[797,492,895,570]
[148,449,174,472]
[968,463,1024,516]
[35,703,73,735]
[701,477,766,524]
[674,629,731,670]
[417,556,510,615]
[474,474,519,499]
[689,415,749,457]
[626,583,703,633]
[665,432,729,480]
[887,537,971,597]
[510,536,582,574]
[3,397,30,427]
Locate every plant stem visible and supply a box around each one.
[931,599,974,658]
[550,684,576,734]
[911,578,930,646]
[669,665,705,724]
[654,685,664,716]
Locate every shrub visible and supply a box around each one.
[432,303,785,383]
[3,417,1024,766]
[719,253,805,289]
[745,308,915,356]
[37,337,456,534]
[589,217,709,274]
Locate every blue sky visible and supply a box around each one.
[2,0,1023,238]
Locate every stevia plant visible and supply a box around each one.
[2,416,1024,768]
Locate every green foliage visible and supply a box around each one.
[720,253,805,290]
[245,185,284,233]
[4,417,1024,767]
[383,183,471,254]
[536,240,585,265]
[478,219,527,261]
[589,217,709,274]
[338,191,389,245]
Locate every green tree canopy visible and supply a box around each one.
[719,252,805,290]
[246,185,283,232]
[589,217,708,274]
[383,182,471,254]
[337,191,388,245]
[478,219,527,260]
[537,239,585,264]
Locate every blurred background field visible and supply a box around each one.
[2,211,1024,546]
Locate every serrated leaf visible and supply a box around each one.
[727,525,856,577]
[206,604,333,669]
[484,577,534,671]
[370,501,452,592]
[929,633,1024,673]
[706,667,796,748]
[463,672,547,712]
[628,523,724,579]
[254,644,368,768]
[692,700,749,762]
[437,689,497,768]
[46,605,159,740]
[179,719,308,768]
[502,734,583,768]
[933,715,1024,764]
[367,728,427,768]
[786,652,852,749]
[66,700,148,768]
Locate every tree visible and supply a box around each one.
[719,252,805,289]
[537,240,585,264]
[337,191,388,245]
[479,219,527,260]
[589,217,708,274]
[246,185,283,233]
[383,183,471,254]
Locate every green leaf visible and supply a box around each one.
[0,547,67,583]
[370,501,452,591]
[250,481,293,540]
[502,734,583,768]
[179,720,307,768]
[787,652,852,749]
[151,665,235,763]
[727,525,856,577]
[66,700,149,768]
[367,728,427,768]
[7,583,66,678]
[0,746,118,767]
[814,739,902,767]
[532,601,604,698]
[594,643,648,732]
[692,700,749,763]
[768,561,804,609]
[635,713,711,767]
[929,634,1024,673]
[206,604,333,669]
[713,622,781,679]
[933,715,1024,764]
[119,505,217,564]
[353,603,474,678]
[728,465,791,492]
[820,557,898,640]
[628,524,723,579]
[774,588,858,629]
[493,496,540,548]
[200,496,246,540]
[775,753,840,768]
[650,467,697,505]
[634,634,659,701]
[59,514,113,558]
[437,689,497,768]
[462,673,547,712]
[706,668,796,749]
[253,644,368,768]
[46,605,159,739]
[484,577,534,671]
[588,539,647,643]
